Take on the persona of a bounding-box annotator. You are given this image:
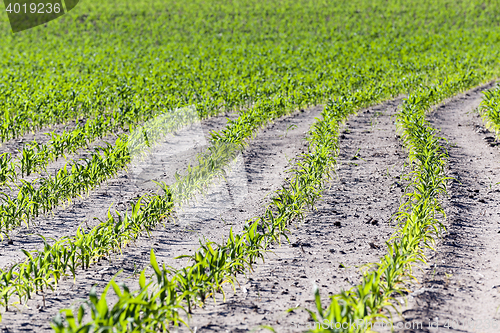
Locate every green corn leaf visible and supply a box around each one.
[139,270,146,289]
[150,249,161,276]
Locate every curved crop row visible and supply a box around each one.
[304,72,486,333]
[49,81,399,332]
[0,105,194,184]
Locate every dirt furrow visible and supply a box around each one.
[400,82,500,333]
[180,98,409,333]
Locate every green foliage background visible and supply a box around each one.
[0,0,499,139]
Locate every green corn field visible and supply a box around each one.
[0,0,500,332]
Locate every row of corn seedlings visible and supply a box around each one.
[0,105,191,184]
[48,81,401,332]
[0,137,131,236]
[478,84,500,138]
[303,71,486,332]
